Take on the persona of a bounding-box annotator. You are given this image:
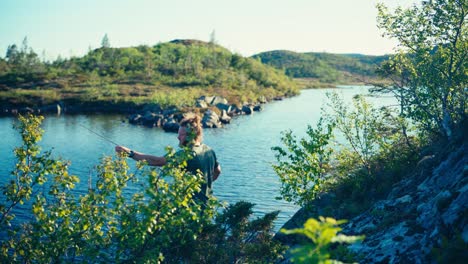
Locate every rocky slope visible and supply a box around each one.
[277,129,467,263]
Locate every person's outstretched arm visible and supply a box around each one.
[115,145,166,166]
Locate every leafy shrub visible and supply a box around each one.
[189,201,286,263]
[272,117,334,206]
[281,216,364,264]
[0,114,284,263]
[376,0,467,139]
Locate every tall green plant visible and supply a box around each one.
[190,201,286,263]
[376,0,467,139]
[281,217,364,264]
[325,93,388,175]
[272,117,334,206]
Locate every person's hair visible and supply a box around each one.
[179,113,203,143]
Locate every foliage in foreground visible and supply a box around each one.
[281,217,364,264]
[0,114,284,263]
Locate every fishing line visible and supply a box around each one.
[77,123,121,146]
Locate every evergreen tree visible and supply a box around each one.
[5,44,19,63]
[101,33,110,48]
[209,29,217,45]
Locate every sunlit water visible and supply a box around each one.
[0,86,397,231]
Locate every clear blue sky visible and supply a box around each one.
[0,0,418,60]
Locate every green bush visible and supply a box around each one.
[0,114,284,263]
[376,0,467,139]
[272,117,334,206]
[281,216,364,264]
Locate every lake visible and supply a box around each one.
[0,86,397,231]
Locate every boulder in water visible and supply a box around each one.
[202,110,222,128]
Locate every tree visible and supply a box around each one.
[21,36,29,53]
[272,117,334,206]
[5,44,19,62]
[101,33,111,48]
[209,29,217,45]
[376,0,467,139]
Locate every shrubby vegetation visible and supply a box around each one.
[0,114,285,263]
[272,117,334,207]
[0,39,298,108]
[273,0,465,216]
[273,0,466,262]
[273,93,418,211]
[375,0,466,140]
[281,217,364,264]
[253,50,389,87]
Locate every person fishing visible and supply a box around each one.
[115,113,221,203]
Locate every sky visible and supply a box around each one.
[0,0,418,60]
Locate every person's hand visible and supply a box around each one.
[115,145,131,154]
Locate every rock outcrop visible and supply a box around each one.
[126,94,268,132]
[344,141,467,263]
[277,135,468,263]
[202,110,222,128]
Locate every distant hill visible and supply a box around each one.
[252,50,389,87]
[0,40,298,108]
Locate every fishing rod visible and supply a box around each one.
[77,123,121,146]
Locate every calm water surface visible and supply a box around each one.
[0,86,396,230]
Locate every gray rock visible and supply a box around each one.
[210,96,228,105]
[229,104,242,116]
[199,96,215,105]
[202,110,222,128]
[462,225,468,243]
[142,104,162,114]
[242,105,253,115]
[162,119,179,132]
[141,113,164,127]
[162,106,178,116]
[128,114,142,124]
[216,103,231,113]
[220,110,231,124]
[442,189,468,226]
[253,104,263,112]
[38,104,62,115]
[196,100,208,108]
[395,194,412,205]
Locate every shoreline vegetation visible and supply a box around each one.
[0,39,298,117]
[0,39,387,119]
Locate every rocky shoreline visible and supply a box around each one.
[275,132,468,263]
[0,95,286,132]
[127,95,276,132]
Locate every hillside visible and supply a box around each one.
[0,40,298,112]
[252,50,389,87]
[276,125,468,263]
